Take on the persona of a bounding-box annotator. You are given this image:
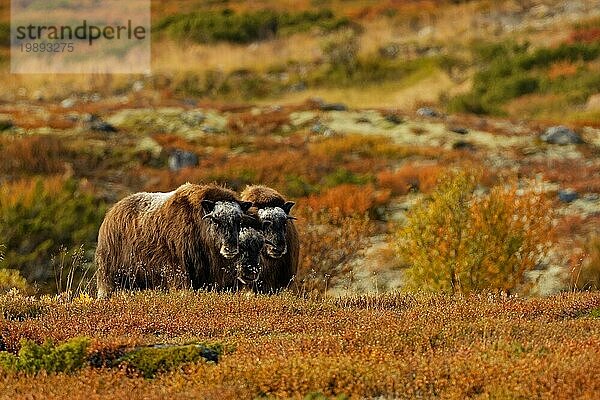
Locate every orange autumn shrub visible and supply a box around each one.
[548,61,579,79]
[151,133,198,152]
[0,135,66,176]
[308,134,395,160]
[377,163,443,195]
[520,159,600,193]
[568,27,600,44]
[138,148,318,193]
[397,171,555,294]
[305,184,390,217]
[295,207,376,295]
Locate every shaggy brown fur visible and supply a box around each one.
[241,185,288,209]
[95,183,249,297]
[241,185,300,293]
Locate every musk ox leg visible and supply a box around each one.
[95,254,115,299]
[167,265,193,291]
[96,285,109,299]
[96,268,113,299]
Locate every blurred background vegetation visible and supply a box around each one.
[0,0,599,296]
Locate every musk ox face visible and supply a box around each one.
[202,200,253,259]
[257,201,295,259]
[234,225,274,284]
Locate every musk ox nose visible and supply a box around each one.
[266,245,287,258]
[240,266,260,283]
[220,246,238,259]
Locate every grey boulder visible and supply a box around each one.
[540,126,583,145]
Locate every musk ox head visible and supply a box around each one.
[202,199,253,259]
[234,225,275,285]
[256,201,295,259]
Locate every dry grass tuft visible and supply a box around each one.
[0,136,66,177]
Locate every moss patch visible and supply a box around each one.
[117,342,225,378]
[589,308,600,318]
[0,337,90,374]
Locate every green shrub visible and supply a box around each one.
[320,168,372,189]
[311,53,441,88]
[517,42,600,70]
[541,69,600,104]
[449,40,600,115]
[320,29,359,75]
[0,337,90,375]
[0,178,107,293]
[0,269,32,295]
[117,343,224,378]
[155,9,349,44]
[175,69,280,100]
[285,175,316,198]
[396,171,554,294]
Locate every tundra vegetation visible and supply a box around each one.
[1,0,600,397]
[1,291,600,399]
[397,171,555,294]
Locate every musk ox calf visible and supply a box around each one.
[95,183,252,298]
[240,185,300,293]
[219,225,275,291]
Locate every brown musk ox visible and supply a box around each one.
[240,185,300,293]
[95,183,252,298]
[221,224,276,291]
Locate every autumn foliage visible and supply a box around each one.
[396,171,555,294]
[0,135,66,177]
[295,208,376,294]
[377,162,443,195]
[1,291,600,399]
[305,184,390,217]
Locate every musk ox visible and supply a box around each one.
[220,225,275,291]
[95,183,252,298]
[240,185,300,293]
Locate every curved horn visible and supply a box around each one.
[282,201,295,214]
[264,239,277,248]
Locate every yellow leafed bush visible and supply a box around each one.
[396,170,554,294]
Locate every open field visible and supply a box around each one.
[1,0,600,397]
[2,291,600,399]
[1,97,599,297]
[2,0,600,122]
